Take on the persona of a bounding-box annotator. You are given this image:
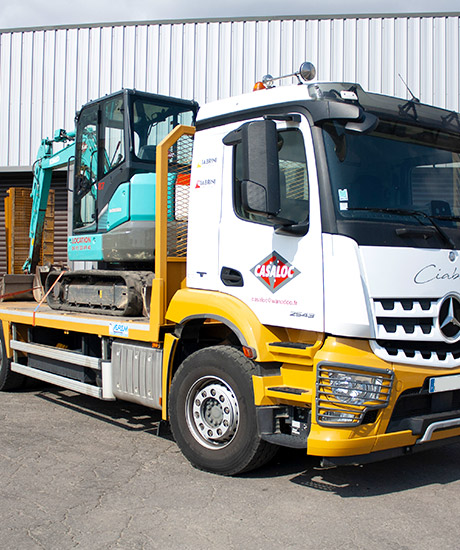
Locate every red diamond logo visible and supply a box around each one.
[250,251,300,293]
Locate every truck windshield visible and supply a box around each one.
[322,119,460,248]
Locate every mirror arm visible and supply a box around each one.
[275,220,309,237]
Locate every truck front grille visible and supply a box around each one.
[371,297,460,368]
[373,298,437,340]
[372,339,460,367]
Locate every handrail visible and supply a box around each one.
[150,124,196,341]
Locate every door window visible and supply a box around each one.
[74,107,98,231]
[233,127,309,225]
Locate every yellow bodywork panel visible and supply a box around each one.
[166,288,289,362]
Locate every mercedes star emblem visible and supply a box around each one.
[439,295,460,341]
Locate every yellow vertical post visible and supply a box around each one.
[149,125,195,342]
[4,191,12,274]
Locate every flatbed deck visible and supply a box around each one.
[0,300,154,342]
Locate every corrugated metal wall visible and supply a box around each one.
[1,14,459,169]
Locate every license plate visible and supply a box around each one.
[429,374,460,394]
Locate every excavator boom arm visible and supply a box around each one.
[23,131,76,273]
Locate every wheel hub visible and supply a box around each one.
[187,378,239,448]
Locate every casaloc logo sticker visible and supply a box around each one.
[250,251,300,293]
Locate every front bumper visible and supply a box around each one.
[254,336,460,461]
[321,433,460,466]
[306,414,460,459]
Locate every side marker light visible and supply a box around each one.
[243,346,256,359]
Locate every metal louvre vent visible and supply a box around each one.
[371,297,460,367]
[316,364,393,427]
[167,133,194,258]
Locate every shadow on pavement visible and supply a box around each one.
[240,438,460,493]
[289,444,460,497]
[35,387,460,492]
[36,387,173,439]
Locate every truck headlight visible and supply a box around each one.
[316,364,393,426]
[328,371,383,405]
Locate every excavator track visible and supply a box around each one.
[45,270,154,317]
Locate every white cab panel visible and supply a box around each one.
[186,125,225,291]
[360,246,460,298]
[322,234,372,338]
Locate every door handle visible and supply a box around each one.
[220,267,244,287]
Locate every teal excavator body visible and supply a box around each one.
[23,89,198,315]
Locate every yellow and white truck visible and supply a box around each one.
[2,64,460,475]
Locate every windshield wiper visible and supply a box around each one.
[431,215,460,222]
[347,207,456,249]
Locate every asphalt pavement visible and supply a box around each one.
[2,385,460,549]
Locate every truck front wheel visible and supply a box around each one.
[169,346,278,475]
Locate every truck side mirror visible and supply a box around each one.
[223,120,280,217]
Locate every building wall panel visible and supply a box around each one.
[19,32,33,166]
[111,26,124,92]
[446,17,460,111]
[99,26,113,97]
[123,25,136,90]
[368,18,382,93]
[434,17,447,108]
[8,32,22,166]
[54,30,68,131]
[267,20,281,85]
[42,30,57,140]
[87,27,101,100]
[0,34,11,166]
[64,29,78,129]
[1,14,460,169]
[420,18,434,104]
[343,19,357,83]
[394,18,407,100]
[218,22,232,101]
[305,20,319,74]
[356,18,369,89]
[407,18,421,99]
[318,19,332,81]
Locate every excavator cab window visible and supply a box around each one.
[74,96,126,233]
[102,97,125,175]
[74,105,98,231]
[132,98,195,163]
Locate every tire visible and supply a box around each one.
[0,327,25,391]
[169,346,278,475]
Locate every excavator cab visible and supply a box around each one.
[71,89,198,266]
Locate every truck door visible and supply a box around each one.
[217,115,324,332]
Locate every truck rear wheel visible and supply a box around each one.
[169,346,278,475]
[0,329,25,391]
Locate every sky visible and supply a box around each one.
[1,0,460,30]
